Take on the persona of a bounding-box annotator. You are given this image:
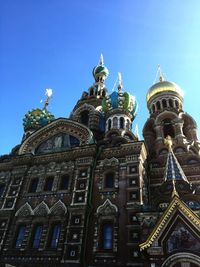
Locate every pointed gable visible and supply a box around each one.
[140,196,200,251]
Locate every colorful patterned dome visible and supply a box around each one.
[147,80,184,103]
[93,65,109,81]
[102,91,138,120]
[23,108,55,131]
[92,54,109,82]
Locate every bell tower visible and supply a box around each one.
[143,67,200,159]
[143,67,200,201]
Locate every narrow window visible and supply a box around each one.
[102,90,106,97]
[60,175,69,190]
[163,119,175,138]
[175,100,179,109]
[15,225,26,248]
[105,173,114,188]
[156,101,161,110]
[152,104,155,113]
[162,99,167,108]
[108,119,111,131]
[49,223,61,248]
[29,178,39,193]
[32,225,43,248]
[102,223,113,250]
[44,176,54,191]
[0,184,5,197]
[90,88,94,96]
[169,99,173,108]
[120,117,124,129]
[80,111,89,126]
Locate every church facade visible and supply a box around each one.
[0,57,200,267]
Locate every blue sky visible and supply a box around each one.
[1,0,200,155]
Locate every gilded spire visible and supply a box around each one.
[43,88,53,109]
[158,64,165,82]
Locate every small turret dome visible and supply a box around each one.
[23,108,55,131]
[92,54,109,82]
[147,80,184,103]
[93,65,109,81]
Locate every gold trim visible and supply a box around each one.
[139,196,200,251]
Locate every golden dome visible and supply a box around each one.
[147,80,184,102]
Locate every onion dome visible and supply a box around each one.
[23,108,55,131]
[23,88,55,132]
[102,74,138,121]
[92,54,109,82]
[147,80,184,103]
[147,67,184,104]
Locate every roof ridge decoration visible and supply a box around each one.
[97,199,118,215]
[139,195,200,251]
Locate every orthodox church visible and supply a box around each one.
[0,56,200,267]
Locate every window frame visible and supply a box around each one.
[48,223,61,249]
[14,224,26,249]
[31,224,43,249]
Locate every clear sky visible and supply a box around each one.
[1,0,200,155]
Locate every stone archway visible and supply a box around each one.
[161,253,200,267]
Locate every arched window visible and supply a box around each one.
[80,110,89,126]
[28,178,39,193]
[102,222,113,250]
[49,223,61,248]
[108,119,111,131]
[152,104,155,113]
[120,117,124,129]
[162,99,167,108]
[32,225,43,248]
[169,99,173,108]
[0,184,5,197]
[104,173,114,188]
[113,117,118,128]
[44,176,54,191]
[15,225,26,248]
[163,119,175,138]
[156,101,161,110]
[60,175,69,190]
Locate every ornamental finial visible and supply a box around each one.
[99,53,104,66]
[118,72,123,92]
[172,179,179,198]
[43,88,53,109]
[164,135,173,151]
[158,64,165,82]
